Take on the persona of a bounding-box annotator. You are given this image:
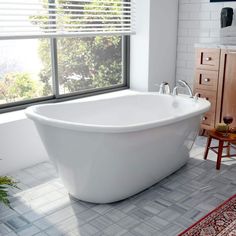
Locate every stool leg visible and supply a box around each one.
[227,142,231,157]
[216,141,224,170]
[204,136,212,160]
[199,128,206,136]
[202,129,206,136]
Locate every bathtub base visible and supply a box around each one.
[36,116,198,203]
[67,160,188,204]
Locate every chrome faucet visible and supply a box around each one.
[158,82,171,95]
[172,86,178,96]
[177,80,194,98]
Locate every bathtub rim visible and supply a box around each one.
[25,92,210,133]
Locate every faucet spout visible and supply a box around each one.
[177,80,193,98]
[172,86,178,96]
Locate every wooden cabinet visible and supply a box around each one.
[194,47,236,130]
[194,48,220,130]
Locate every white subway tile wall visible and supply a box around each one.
[176,0,236,88]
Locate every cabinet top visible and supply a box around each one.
[195,43,236,50]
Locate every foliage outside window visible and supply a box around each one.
[0,0,132,110]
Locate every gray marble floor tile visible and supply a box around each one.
[131,222,158,236]
[76,209,99,223]
[3,232,18,236]
[0,223,12,235]
[104,209,126,223]
[158,208,182,222]
[16,225,40,236]
[161,223,184,236]
[136,200,164,215]
[77,223,100,236]
[33,218,53,231]
[43,205,79,226]
[128,208,154,221]
[117,216,140,230]
[174,215,194,228]
[103,224,128,236]
[119,232,135,236]
[91,204,112,215]
[89,215,113,231]
[33,232,48,236]
[3,215,31,233]
[44,226,65,235]
[145,216,168,230]
[1,136,236,236]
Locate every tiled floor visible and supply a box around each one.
[1,136,236,236]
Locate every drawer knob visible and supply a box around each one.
[202,116,207,121]
[204,78,210,82]
[205,97,209,101]
[205,57,212,61]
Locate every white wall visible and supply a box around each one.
[149,0,179,91]
[130,0,179,92]
[0,113,48,175]
[130,0,150,91]
[176,0,236,88]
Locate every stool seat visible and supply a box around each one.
[204,130,236,170]
[208,131,236,142]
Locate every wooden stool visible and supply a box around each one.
[204,130,236,170]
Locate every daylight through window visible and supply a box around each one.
[0,0,135,111]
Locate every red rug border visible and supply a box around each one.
[178,193,236,236]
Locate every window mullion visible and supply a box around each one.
[49,0,59,98]
[122,36,130,87]
[50,38,60,98]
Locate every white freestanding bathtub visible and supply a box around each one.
[25,91,210,203]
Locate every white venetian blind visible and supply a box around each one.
[0,0,135,39]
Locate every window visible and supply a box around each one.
[57,36,124,95]
[0,39,53,105]
[0,0,135,112]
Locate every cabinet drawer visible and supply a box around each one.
[202,112,215,127]
[196,48,220,71]
[195,70,218,91]
[195,89,217,113]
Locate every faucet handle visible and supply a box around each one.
[160,81,169,86]
[160,82,171,94]
[193,93,200,101]
[155,82,171,94]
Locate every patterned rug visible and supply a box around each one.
[178,194,236,236]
